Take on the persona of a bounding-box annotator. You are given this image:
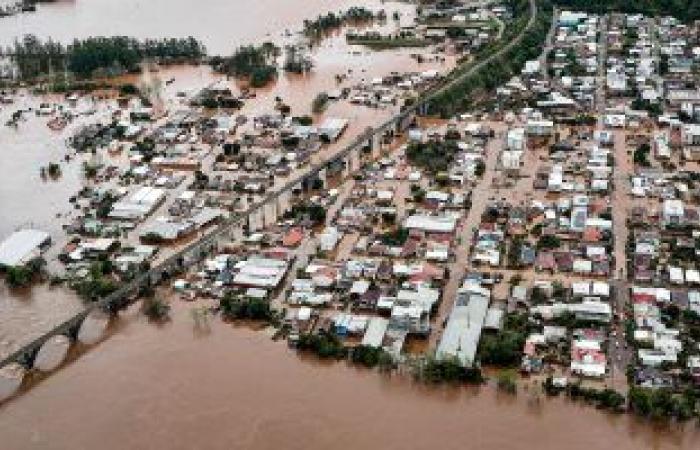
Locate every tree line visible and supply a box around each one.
[425,0,554,117]
[6,34,206,79]
[554,0,700,23]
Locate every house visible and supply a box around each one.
[319,227,342,252]
[571,339,606,378]
[525,119,554,137]
[662,199,684,226]
[318,118,349,141]
[0,229,51,267]
[404,214,457,234]
[507,127,526,151]
[282,228,304,247]
[682,124,700,146]
[436,284,490,367]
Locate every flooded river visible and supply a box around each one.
[0,0,401,54]
[1,2,698,447]
[0,302,699,450]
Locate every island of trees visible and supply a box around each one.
[6,34,206,80]
[210,43,279,88]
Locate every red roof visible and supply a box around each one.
[632,293,656,304]
[571,348,606,364]
[282,228,304,247]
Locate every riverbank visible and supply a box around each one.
[0,300,697,450]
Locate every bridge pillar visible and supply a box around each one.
[248,209,264,232]
[264,202,277,228]
[350,149,360,172]
[34,335,71,372]
[343,156,352,178]
[277,190,291,217]
[229,225,244,241]
[418,102,429,116]
[371,134,381,158]
[247,211,257,232]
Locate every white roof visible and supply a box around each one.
[0,229,50,267]
[361,317,389,348]
[233,257,288,288]
[437,294,489,367]
[404,215,457,233]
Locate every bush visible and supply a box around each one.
[628,387,697,420]
[537,235,560,250]
[419,356,484,384]
[215,44,278,88]
[119,83,139,96]
[295,115,313,126]
[142,297,171,321]
[478,331,525,367]
[312,92,329,114]
[475,160,486,177]
[633,144,651,167]
[567,384,626,412]
[3,265,35,288]
[71,260,118,302]
[380,227,409,246]
[220,294,274,321]
[351,345,388,368]
[496,370,518,394]
[296,331,347,359]
[406,140,459,174]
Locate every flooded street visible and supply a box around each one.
[0,302,698,450]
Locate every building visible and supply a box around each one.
[232,257,289,289]
[525,119,554,137]
[436,283,489,367]
[319,118,349,141]
[0,229,50,267]
[662,199,684,226]
[404,214,457,234]
[109,186,166,221]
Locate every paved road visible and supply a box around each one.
[429,125,505,348]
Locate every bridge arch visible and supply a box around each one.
[78,311,110,345]
[34,335,71,372]
[0,363,26,402]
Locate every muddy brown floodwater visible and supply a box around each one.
[0,0,400,54]
[1,2,700,448]
[1,302,699,450]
